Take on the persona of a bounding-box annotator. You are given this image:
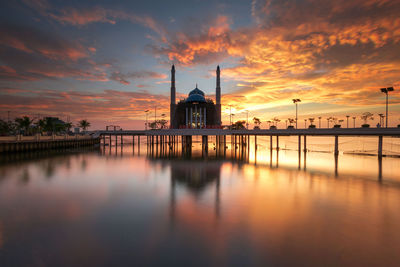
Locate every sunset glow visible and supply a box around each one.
[1,0,400,129]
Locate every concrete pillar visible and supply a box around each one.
[303,135,307,152]
[190,107,193,128]
[195,105,198,128]
[378,135,383,158]
[276,135,279,151]
[270,135,273,150]
[298,135,301,152]
[185,107,188,127]
[378,156,382,180]
[255,135,257,150]
[204,107,207,127]
[334,135,339,155]
[202,135,208,149]
[200,108,202,128]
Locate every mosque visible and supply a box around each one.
[169,65,222,129]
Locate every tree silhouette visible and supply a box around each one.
[253,117,261,129]
[360,112,374,126]
[15,116,33,135]
[35,119,46,134]
[64,122,73,132]
[232,120,246,130]
[78,120,91,131]
[273,117,281,126]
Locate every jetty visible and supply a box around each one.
[96,127,400,158]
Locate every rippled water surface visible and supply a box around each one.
[1,137,400,266]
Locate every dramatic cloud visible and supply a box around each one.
[0,23,88,61]
[0,86,170,128]
[2,0,400,127]
[109,71,167,85]
[22,0,167,40]
[0,23,109,82]
[149,0,400,118]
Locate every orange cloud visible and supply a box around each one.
[149,1,400,123]
[0,87,171,129]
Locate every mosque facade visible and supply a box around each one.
[169,65,222,129]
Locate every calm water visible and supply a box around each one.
[1,136,400,266]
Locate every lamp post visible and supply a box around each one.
[229,105,232,130]
[380,87,394,128]
[346,115,350,128]
[154,106,157,129]
[318,116,322,128]
[145,110,149,130]
[292,99,301,129]
[245,110,249,129]
[352,116,356,128]
[304,119,307,128]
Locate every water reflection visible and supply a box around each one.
[1,140,400,266]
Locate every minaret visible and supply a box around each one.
[216,65,221,125]
[170,65,176,128]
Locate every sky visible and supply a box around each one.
[0,0,400,129]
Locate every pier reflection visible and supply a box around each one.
[142,135,394,183]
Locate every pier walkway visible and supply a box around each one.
[96,127,400,158]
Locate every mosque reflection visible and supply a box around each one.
[147,146,222,218]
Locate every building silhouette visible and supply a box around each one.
[170,65,222,128]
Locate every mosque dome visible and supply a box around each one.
[186,85,206,103]
[188,86,205,96]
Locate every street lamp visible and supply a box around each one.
[380,87,394,128]
[229,105,232,129]
[318,116,322,128]
[292,99,301,129]
[245,110,249,129]
[352,116,356,128]
[346,115,350,128]
[154,106,157,129]
[145,110,149,130]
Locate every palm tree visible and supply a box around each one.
[309,118,315,128]
[273,117,281,127]
[35,119,46,134]
[232,120,246,130]
[0,119,15,135]
[64,122,73,133]
[78,120,91,131]
[253,117,261,129]
[360,112,374,127]
[15,116,33,135]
